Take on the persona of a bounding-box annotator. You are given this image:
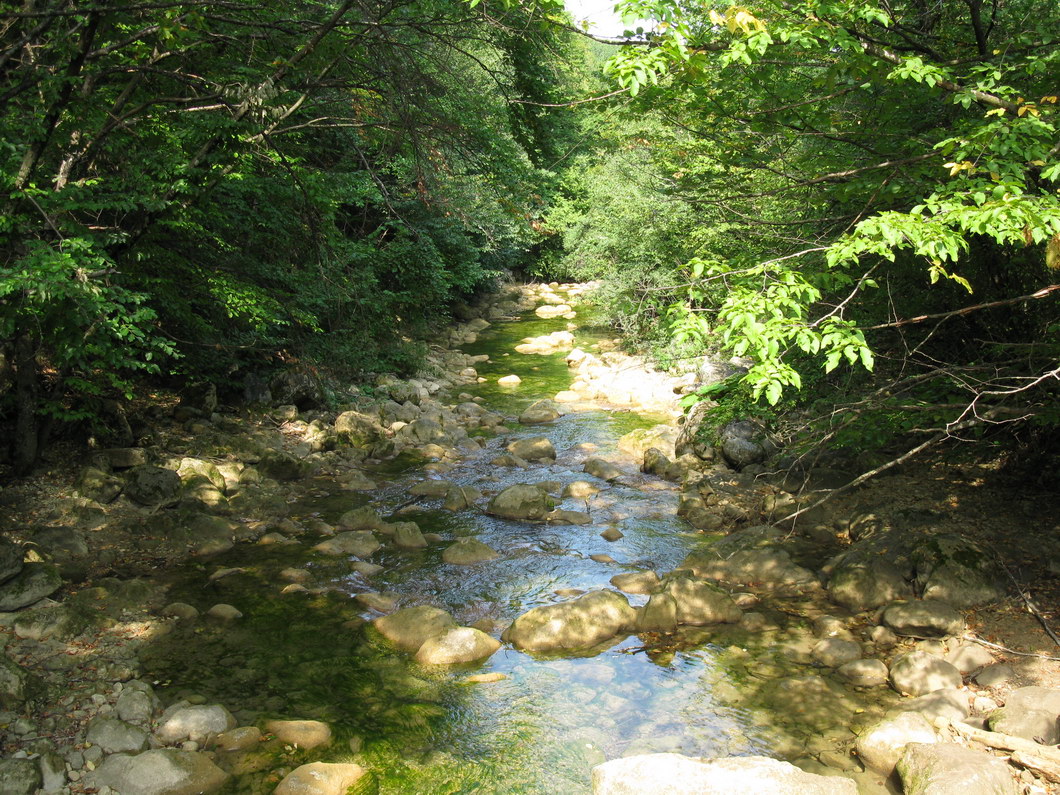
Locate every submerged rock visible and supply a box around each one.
[502,590,636,652]
[374,606,457,652]
[264,719,332,750]
[442,538,499,565]
[591,753,856,794]
[414,627,501,664]
[274,762,368,795]
[662,578,742,626]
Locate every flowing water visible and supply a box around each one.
[142,303,896,792]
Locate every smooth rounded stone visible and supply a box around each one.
[390,521,428,549]
[555,588,586,597]
[274,762,367,795]
[897,742,1016,795]
[13,603,87,641]
[124,465,183,506]
[812,638,862,668]
[162,602,199,620]
[0,758,42,795]
[89,749,229,795]
[563,480,601,498]
[838,658,889,687]
[498,374,522,386]
[988,706,1060,745]
[610,571,660,595]
[443,485,481,511]
[943,642,995,674]
[116,687,159,728]
[205,604,242,621]
[0,562,62,611]
[506,436,556,462]
[280,567,312,584]
[546,509,592,525]
[414,627,501,664]
[898,689,970,723]
[601,527,624,542]
[0,536,23,585]
[882,600,964,638]
[591,753,856,794]
[258,532,297,546]
[354,592,398,612]
[520,399,561,424]
[0,654,39,709]
[442,538,499,565]
[77,465,124,503]
[465,672,508,684]
[591,554,617,564]
[636,593,678,632]
[336,506,384,531]
[214,726,261,752]
[312,530,379,558]
[502,590,636,652]
[663,578,742,626]
[555,389,581,402]
[410,479,453,498]
[856,711,937,775]
[264,719,332,750]
[374,606,457,652]
[889,651,963,696]
[584,457,623,481]
[975,663,1014,687]
[487,484,552,520]
[177,457,226,491]
[813,615,853,639]
[282,583,309,595]
[351,561,384,576]
[871,625,898,649]
[998,685,1060,716]
[86,715,149,753]
[157,704,237,743]
[912,534,1003,608]
[827,556,913,612]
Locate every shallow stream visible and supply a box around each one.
[141,302,897,792]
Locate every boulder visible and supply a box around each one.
[443,485,481,511]
[899,689,969,723]
[487,484,552,520]
[837,658,889,687]
[256,449,312,481]
[897,743,1017,795]
[827,556,912,611]
[176,457,226,492]
[882,600,964,638]
[0,759,42,795]
[374,606,457,652]
[264,719,332,750]
[337,506,384,531]
[944,641,995,674]
[584,458,623,481]
[90,749,229,795]
[856,711,937,775]
[0,654,40,708]
[414,627,501,664]
[591,753,856,794]
[520,399,561,424]
[124,465,182,506]
[674,402,717,461]
[335,410,388,450]
[390,521,428,549]
[988,706,1060,745]
[545,509,591,525]
[502,590,636,652]
[564,480,600,498]
[889,651,963,696]
[662,578,742,625]
[506,436,556,462]
[86,716,149,753]
[312,531,379,558]
[442,538,499,565]
[13,603,88,641]
[912,534,1003,608]
[156,704,236,744]
[610,571,660,595]
[618,425,678,460]
[274,762,367,795]
[812,638,862,668]
[0,536,22,585]
[76,465,124,503]
[0,562,62,611]
[718,420,769,469]
[636,593,679,632]
[684,547,817,594]
[498,374,522,386]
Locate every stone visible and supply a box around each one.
[636,593,679,632]
[116,686,159,728]
[76,466,124,503]
[274,762,367,795]
[487,484,552,520]
[545,509,592,525]
[86,716,149,753]
[584,458,623,481]
[502,590,636,652]
[718,420,769,469]
[897,742,1016,795]
[414,627,501,664]
[812,638,862,668]
[206,604,242,620]
[0,654,40,709]
[856,711,937,775]
[827,557,912,611]
[374,606,457,652]
[156,704,237,743]
[610,571,660,595]
[214,726,262,752]
[520,399,561,424]
[944,642,995,674]
[882,600,964,638]
[124,465,183,506]
[498,374,522,386]
[999,685,1060,716]
[312,531,379,558]
[899,689,969,723]
[334,411,387,449]
[443,485,481,511]
[564,480,600,498]
[354,592,397,612]
[13,604,87,641]
[390,521,428,549]
[256,449,312,481]
[0,758,42,795]
[591,753,856,794]
[410,479,453,498]
[601,527,624,542]
[442,538,499,565]
[264,719,332,750]
[837,658,889,687]
[162,602,199,620]
[662,578,742,626]
[912,534,1003,608]
[337,506,384,531]
[989,706,1060,745]
[618,425,678,461]
[176,457,226,491]
[975,664,1014,687]
[89,749,229,795]
[0,562,61,611]
[0,536,23,585]
[685,547,817,593]
[889,651,963,696]
[506,436,556,462]
[38,749,66,792]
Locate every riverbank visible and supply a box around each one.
[1,282,1059,794]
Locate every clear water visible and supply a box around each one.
[142,301,895,793]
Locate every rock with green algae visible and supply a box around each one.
[502,590,636,652]
[0,562,61,611]
[88,749,229,795]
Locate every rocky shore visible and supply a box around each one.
[1,282,1058,794]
